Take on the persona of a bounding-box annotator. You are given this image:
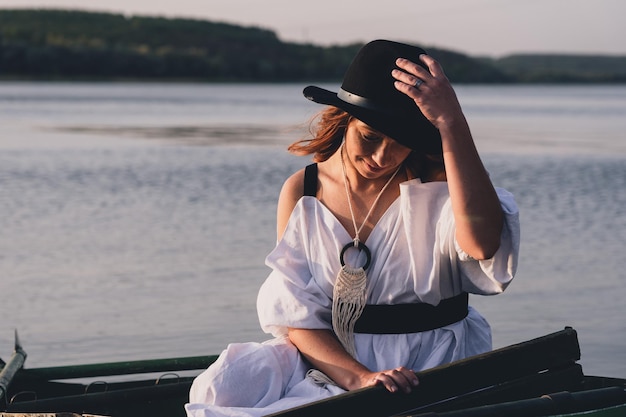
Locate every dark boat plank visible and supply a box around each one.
[266,327,581,417]
[14,355,218,381]
[408,387,626,417]
[5,381,191,417]
[403,363,586,415]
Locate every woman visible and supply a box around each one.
[186,39,520,417]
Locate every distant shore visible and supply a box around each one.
[2,9,626,83]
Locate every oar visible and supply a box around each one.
[0,330,28,402]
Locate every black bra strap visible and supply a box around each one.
[303,163,318,197]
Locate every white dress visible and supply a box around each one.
[185,179,520,417]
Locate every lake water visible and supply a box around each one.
[0,82,624,379]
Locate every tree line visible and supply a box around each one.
[1,9,625,83]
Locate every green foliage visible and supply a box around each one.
[488,54,626,83]
[0,9,365,81]
[427,47,514,83]
[2,9,624,83]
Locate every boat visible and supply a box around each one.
[0,331,217,417]
[1,327,624,417]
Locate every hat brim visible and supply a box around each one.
[303,85,442,154]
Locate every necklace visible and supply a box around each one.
[339,142,402,267]
[332,142,401,358]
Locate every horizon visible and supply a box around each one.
[0,0,625,58]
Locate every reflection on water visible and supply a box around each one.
[51,124,305,146]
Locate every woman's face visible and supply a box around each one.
[344,119,412,179]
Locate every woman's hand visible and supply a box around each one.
[359,367,420,394]
[392,55,464,131]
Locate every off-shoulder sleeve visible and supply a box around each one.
[256,201,333,337]
[401,181,520,302]
[451,187,520,294]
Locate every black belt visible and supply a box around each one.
[353,293,469,334]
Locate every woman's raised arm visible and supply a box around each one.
[393,55,503,259]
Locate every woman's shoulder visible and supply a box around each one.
[280,167,307,203]
[276,167,308,240]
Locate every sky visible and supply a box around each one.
[1,0,625,57]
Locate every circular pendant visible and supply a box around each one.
[340,241,372,270]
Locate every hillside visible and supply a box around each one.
[488,54,626,83]
[0,9,510,82]
[1,9,625,83]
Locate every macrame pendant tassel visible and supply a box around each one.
[332,263,367,358]
[332,142,401,359]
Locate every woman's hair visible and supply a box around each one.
[288,107,446,182]
[288,106,348,162]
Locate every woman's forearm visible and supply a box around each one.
[439,117,504,259]
[287,328,370,391]
[288,328,420,393]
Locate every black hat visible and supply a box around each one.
[303,39,442,154]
